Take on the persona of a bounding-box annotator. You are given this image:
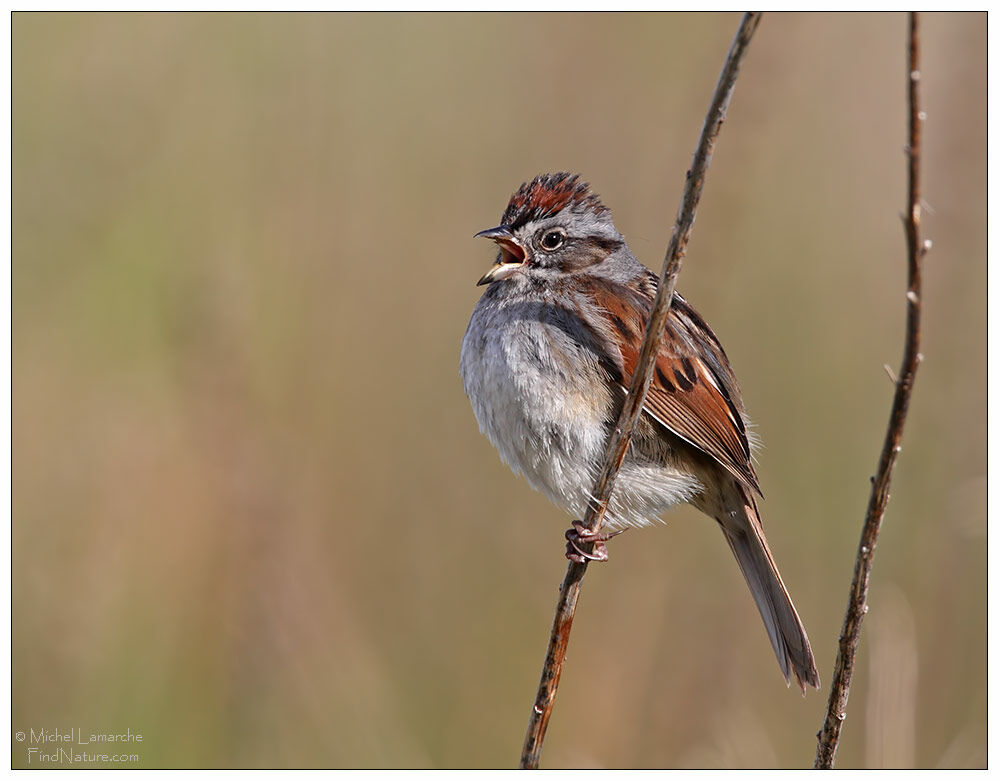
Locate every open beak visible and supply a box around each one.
[474,225,526,286]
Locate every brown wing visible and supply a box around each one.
[584,277,761,496]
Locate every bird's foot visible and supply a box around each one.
[564,521,626,563]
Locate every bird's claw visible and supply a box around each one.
[564,520,625,563]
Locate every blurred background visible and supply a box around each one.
[12,12,985,769]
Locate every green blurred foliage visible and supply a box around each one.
[13,11,985,769]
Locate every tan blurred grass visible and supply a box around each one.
[13,12,985,768]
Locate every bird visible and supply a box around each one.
[459,172,819,691]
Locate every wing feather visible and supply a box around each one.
[581,275,761,495]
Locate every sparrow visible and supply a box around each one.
[460,173,819,690]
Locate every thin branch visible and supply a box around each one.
[814,12,927,769]
[518,12,763,770]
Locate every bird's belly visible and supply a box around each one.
[463,316,610,513]
[461,305,703,529]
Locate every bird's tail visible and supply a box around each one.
[717,496,820,692]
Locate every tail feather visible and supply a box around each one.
[718,499,820,692]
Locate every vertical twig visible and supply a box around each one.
[814,12,927,769]
[519,12,763,770]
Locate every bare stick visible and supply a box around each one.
[519,12,763,770]
[813,12,926,769]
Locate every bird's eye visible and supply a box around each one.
[539,228,566,252]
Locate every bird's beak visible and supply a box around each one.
[474,225,526,286]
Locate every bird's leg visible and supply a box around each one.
[564,521,627,563]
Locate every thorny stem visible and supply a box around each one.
[814,12,927,769]
[519,12,763,770]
